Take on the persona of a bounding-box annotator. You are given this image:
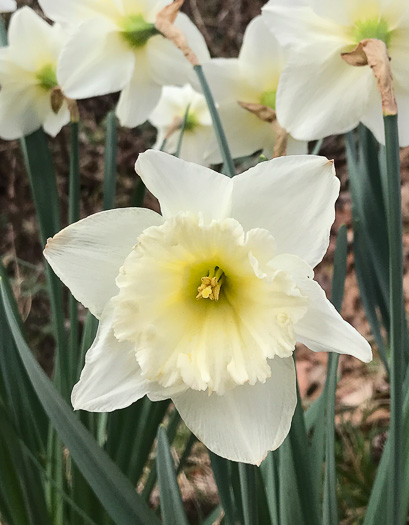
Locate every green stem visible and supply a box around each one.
[193,65,235,177]
[383,115,404,525]
[238,463,258,525]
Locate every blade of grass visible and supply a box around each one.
[193,65,235,177]
[156,426,189,525]
[1,281,161,525]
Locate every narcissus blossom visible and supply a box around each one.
[44,150,371,464]
[38,0,210,128]
[149,84,213,165]
[0,0,16,13]
[0,7,70,139]
[201,16,307,162]
[262,0,409,145]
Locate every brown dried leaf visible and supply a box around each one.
[341,38,397,116]
[50,87,64,114]
[155,0,200,67]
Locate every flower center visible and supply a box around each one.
[259,90,276,110]
[184,111,199,132]
[352,17,393,47]
[196,266,225,301]
[113,213,308,394]
[36,64,58,91]
[120,14,159,48]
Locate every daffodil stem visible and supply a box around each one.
[103,111,117,210]
[68,121,80,388]
[193,65,235,177]
[0,16,7,46]
[174,104,190,159]
[383,115,404,525]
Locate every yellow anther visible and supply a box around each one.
[196,271,224,301]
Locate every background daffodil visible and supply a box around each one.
[262,0,409,145]
[44,150,371,464]
[200,16,307,162]
[38,0,210,128]
[0,7,70,139]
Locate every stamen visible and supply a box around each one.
[196,266,225,301]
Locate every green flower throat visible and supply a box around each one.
[352,17,393,47]
[120,14,159,48]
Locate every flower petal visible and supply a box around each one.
[200,58,255,103]
[42,102,70,137]
[0,84,44,139]
[239,16,284,93]
[38,0,120,24]
[148,13,210,87]
[275,48,374,140]
[293,269,372,362]
[231,155,339,268]
[44,207,164,318]
[57,18,135,99]
[205,101,274,163]
[0,0,16,13]
[135,150,233,222]
[173,356,296,464]
[72,301,149,412]
[116,51,161,127]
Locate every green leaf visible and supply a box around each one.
[156,426,189,525]
[239,463,259,525]
[209,452,237,525]
[103,111,118,211]
[1,281,161,525]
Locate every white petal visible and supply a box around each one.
[275,48,374,140]
[57,18,135,99]
[116,51,161,127]
[42,102,70,137]
[0,85,43,140]
[239,16,284,92]
[44,208,164,318]
[205,101,274,163]
[199,58,254,103]
[285,135,308,155]
[173,357,296,464]
[72,301,149,412]
[294,272,372,362]
[38,0,120,24]
[147,13,210,87]
[231,155,339,268]
[0,0,16,13]
[261,2,346,53]
[135,150,233,221]
[7,7,61,71]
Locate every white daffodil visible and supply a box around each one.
[262,0,409,145]
[0,7,70,140]
[38,0,210,128]
[0,0,16,13]
[44,150,371,464]
[149,84,213,165]
[201,16,307,163]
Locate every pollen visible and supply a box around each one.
[196,266,225,301]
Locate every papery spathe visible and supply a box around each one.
[44,150,371,464]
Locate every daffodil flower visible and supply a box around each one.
[262,0,409,145]
[149,84,213,165]
[200,16,307,162]
[0,0,16,13]
[44,150,371,464]
[0,7,70,140]
[38,0,210,128]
